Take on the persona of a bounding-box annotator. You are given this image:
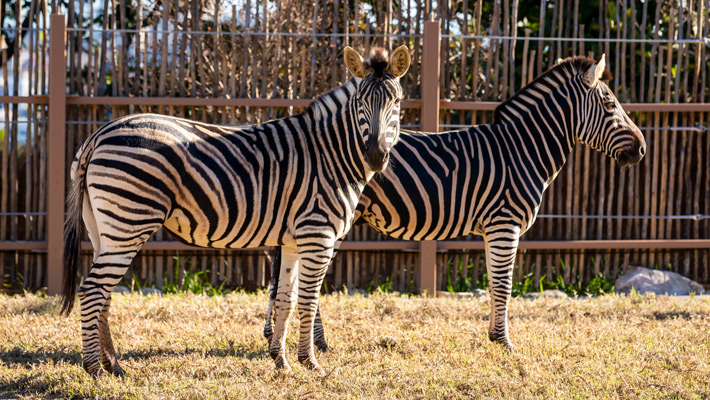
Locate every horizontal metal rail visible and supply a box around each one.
[8,26,710,45]
[64,28,424,38]
[438,124,709,132]
[2,239,710,252]
[2,96,710,113]
[1,120,703,132]
[442,34,710,45]
[537,214,708,220]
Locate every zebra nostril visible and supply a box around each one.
[639,145,646,157]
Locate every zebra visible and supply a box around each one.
[61,45,412,376]
[265,55,646,352]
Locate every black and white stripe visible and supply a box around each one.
[61,46,410,376]
[266,55,646,351]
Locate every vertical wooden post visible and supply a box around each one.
[418,240,438,296]
[421,15,440,133]
[418,15,440,297]
[47,13,66,296]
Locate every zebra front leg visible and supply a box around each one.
[296,243,334,376]
[483,226,521,350]
[98,295,125,376]
[269,246,300,372]
[266,245,333,353]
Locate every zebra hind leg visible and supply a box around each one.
[483,227,521,351]
[98,294,125,376]
[78,240,154,377]
[263,247,281,346]
[313,307,329,352]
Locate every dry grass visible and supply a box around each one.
[1,291,709,399]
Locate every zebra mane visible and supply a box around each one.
[363,47,389,79]
[494,56,613,124]
[305,78,358,118]
[304,48,392,118]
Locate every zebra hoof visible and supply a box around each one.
[271,350,292,373]
[102,359,126,377]
[315,340,329,353]
[488,334,514,352]
[83,362,104,379]
[298,355,324,376]
[275,361,292,374]
[110,365,126,377]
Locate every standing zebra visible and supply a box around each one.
[265,55,646,352]
[61,46,411,376]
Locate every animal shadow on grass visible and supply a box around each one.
[650,311,693,320]
[0,348,81,396]
[119,344,269,362]
[0,344,269,393]
[0,344,268,369]
[0,346,81,368]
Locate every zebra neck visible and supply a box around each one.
[301,80,369,188]
[501,96,576,188]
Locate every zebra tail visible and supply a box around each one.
[60,144,94,316]
[269,247,282,301]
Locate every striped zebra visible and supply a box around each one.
[265,55,646,352]
[61,45,411,376]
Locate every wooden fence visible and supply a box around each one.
[1,0,709,295]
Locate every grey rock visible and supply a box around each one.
[347,288,368,297]
[522,289,569,300]
[139,287,162,296]
[615,266,705,296]
[113,286,130,294]
[436,289,489,299]
[437,291,473,299]
[471,288,489,298]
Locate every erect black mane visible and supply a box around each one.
[363,47,389,79]
[494,56,613,123]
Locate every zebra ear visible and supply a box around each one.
[388,45,411,78]
[344,46,366,78]
[585,54,606,85]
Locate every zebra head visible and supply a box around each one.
[344,45,410,172]
[576,54,647,166]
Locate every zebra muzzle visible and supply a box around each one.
[617,137,646,167]
[365,146,390,172]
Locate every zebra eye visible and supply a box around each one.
[604,101,616,111]
[394,98,401,105]
[357,97,363,104]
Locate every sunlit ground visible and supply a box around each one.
[1,291,708,399]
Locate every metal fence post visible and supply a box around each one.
[47,14,66,296]
[418,15,440,297]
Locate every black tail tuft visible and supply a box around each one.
[60,143,94,316]
[60,181,84,316]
